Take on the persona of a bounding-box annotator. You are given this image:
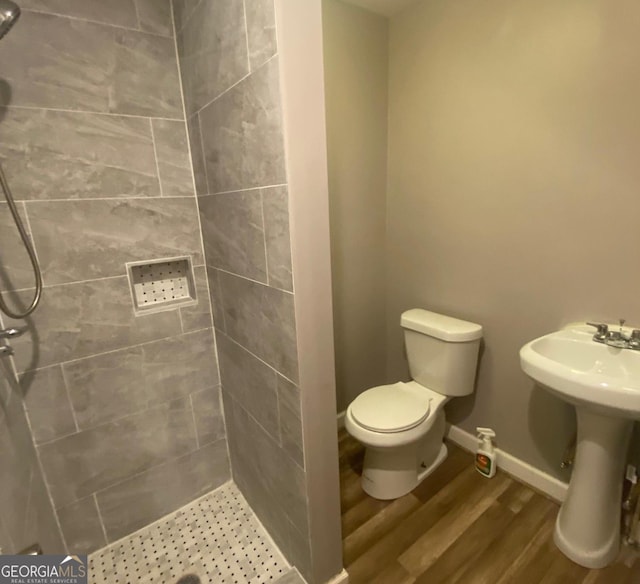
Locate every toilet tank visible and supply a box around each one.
[401,309,483,397]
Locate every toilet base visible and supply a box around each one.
[361,442,448,500]
[360,411,448,500]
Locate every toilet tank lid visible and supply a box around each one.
[401,309,483,342]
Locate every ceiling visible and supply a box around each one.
[341,0,419,17]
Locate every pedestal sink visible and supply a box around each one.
[520,324,640,568]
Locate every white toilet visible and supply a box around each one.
[345,308,482,500]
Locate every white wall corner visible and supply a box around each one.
[445,424,569,503]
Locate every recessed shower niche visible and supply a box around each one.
[127,257,197,315]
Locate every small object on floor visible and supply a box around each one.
[176,575,201,584]
[475,427,497,478]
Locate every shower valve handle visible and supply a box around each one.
[0,327,25,339]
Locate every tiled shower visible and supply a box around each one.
[0,1,319,582]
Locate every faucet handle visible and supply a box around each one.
[628,330,640,350]
[586,322,608,342]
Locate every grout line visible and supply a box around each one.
[22,8,174,39]
[212,267,227,333]
[12,367,70,551]
[200,183,288,197]
[259,189,271,287]
[34,382,221,449]
[89,475,235,559]
[148,119,165,197]
[20,195,191,203]
[59,365,81,433]
[217,328,298,387]
[93,493,110,546]
[177,306,185,334]
[214,266,293,295]
[4,104,183,122]
[241,0,252,73]
[193,53,279,118]
[196,112,212,196]
[131,0,142,32]
[189,393,200,450]
[2,262,206,295]
[77,437,229,523]
[172,0,204,36]
[22,327,213,381]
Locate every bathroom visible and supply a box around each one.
[0,0,638,583]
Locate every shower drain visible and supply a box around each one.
[89,482,289,584]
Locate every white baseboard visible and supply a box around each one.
[337,410,346,430]
[445,424,569,502]
[324,568,349,584]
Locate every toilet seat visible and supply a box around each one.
[350,382,431,433]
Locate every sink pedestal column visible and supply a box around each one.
[554,407,632,568]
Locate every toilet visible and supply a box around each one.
[345,308,482,500]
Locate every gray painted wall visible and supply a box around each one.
[385,0,640,480]
[323,0,389,413]
[172,0,313,578]
[0,0,228,553]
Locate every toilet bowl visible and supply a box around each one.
[345,309,482,500]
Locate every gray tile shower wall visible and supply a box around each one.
[0,0,228,555]
[0,367,64,555]
[173,0,311,578]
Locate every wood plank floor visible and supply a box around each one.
[338,429,640,584]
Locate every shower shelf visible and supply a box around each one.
[127,257,197,315]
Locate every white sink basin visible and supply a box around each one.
[520,324,638,569]
[521,325,640,417]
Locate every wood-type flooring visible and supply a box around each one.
[339,429,640,584]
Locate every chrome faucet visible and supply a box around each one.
[587,322,609,343]
[587,320,640,351]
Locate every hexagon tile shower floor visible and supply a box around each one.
[88,482,305,584]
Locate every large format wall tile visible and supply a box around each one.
[0,108,159,201]
[20,366,77,444]
[277,376,304,469]
[152,119,195,197]
[245,0,278,70]
[199,191,268,282]
[0,373,64,553]
[6,277,182,371]
[0,202,34,291]
[57,496,107,555]
[134,0,173,37]
[218,271,298,382]
[176,0,248,116]
[186,113,209,196]
[172,0,202,34]
[38,397,197,508]
[223,393,308,537]
[191,386,226,446]
[263,186,293,291]
[180,266,213,333]
[63,329,218,430]
[199,58,286,193]
[217,332,279,440]
[1,11,182,117]
[96,440,230,542]
[20,0,138,28]
[27,198,203,284]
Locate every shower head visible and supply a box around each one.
[0,0,20,40]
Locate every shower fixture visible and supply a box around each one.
[0,165,41,319]
[0,2,42,320]
[0,0,20,40]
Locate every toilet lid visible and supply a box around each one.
[350,382,431,433]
